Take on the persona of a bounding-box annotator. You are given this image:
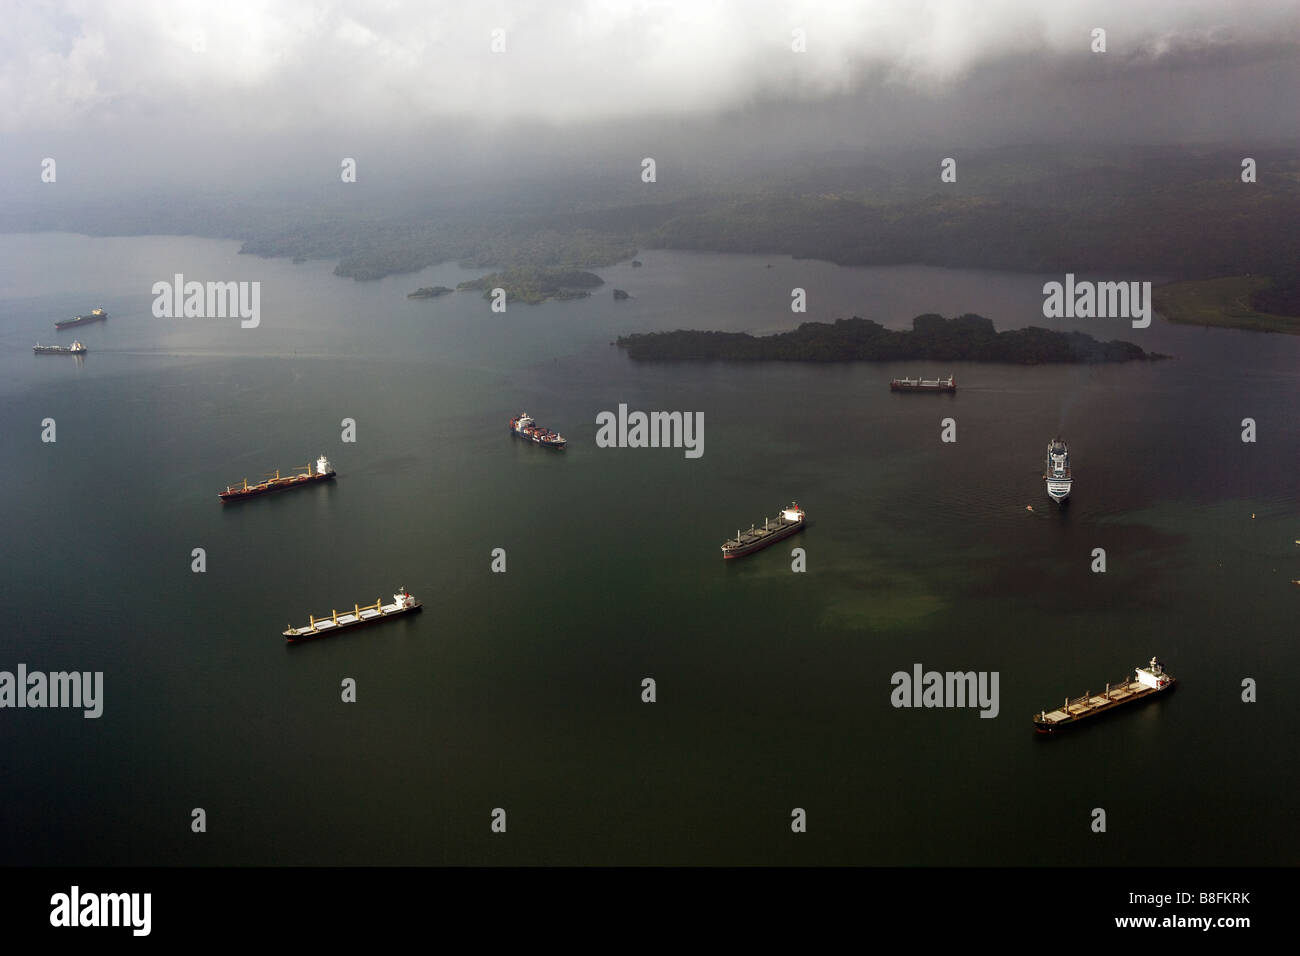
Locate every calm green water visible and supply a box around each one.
[1,234,1296,865]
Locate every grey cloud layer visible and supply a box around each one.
[4,0,1299,133]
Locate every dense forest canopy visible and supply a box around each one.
[4,147,1297,286]
[457,267,604,304]
[1249,271,1300,317]
[616,314,1164,364]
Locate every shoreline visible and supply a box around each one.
[1153,276,1300,335]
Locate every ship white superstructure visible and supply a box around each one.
[1044,438,1072,504]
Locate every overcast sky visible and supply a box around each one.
[3,1,1298,195]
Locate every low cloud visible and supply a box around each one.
[3,0,1298,134]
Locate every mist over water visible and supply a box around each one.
[1,235,1295,865]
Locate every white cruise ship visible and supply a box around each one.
[1044,438,1072,504]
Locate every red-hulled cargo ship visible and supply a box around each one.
[219,455,335,501]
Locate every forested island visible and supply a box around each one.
[407,285,454,298]
[457,267,604,304]
[616,314,1167,363]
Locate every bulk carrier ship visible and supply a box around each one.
[721,502,805,559]
[219,455,335,501]
[284,587,422,642]
[1033,657,1174,733]
[509,412,566,448]
[55,308,108,330]
[33,341,86,355]
[1044,437,1072,505]
[890,375,955,392]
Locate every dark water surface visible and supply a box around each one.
[1,234,1296,864]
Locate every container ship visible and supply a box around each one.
[33,341,86,355]
[55,308,108,330]
[1044,437,1072,504]
[284,587,422,642]
[1033,657,1174,733]
[219,455,335,501]
[510,412,566,448]
[890,375,955,392]
[722,502,805,559]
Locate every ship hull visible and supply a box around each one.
[890,383,956,392]
[1033,679,1174,734]
[33,348,86,355]
[55,314,107,330]
[285,602,422,643]
[509,427,566,449]
[1045,479,1072,504]
[722,519,804,559]
[219,471,336,501]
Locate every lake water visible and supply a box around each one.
[1,233,1296,864]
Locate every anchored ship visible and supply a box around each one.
[510,412,566,448]
[33,341,86,355]
[1033,657,1174,733]
[890,375,955,392]
[1044,437,1072,504]
[55,308,107,330]
[219,454,336,501]
[722,502,805,559]
[284,587,422,642]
